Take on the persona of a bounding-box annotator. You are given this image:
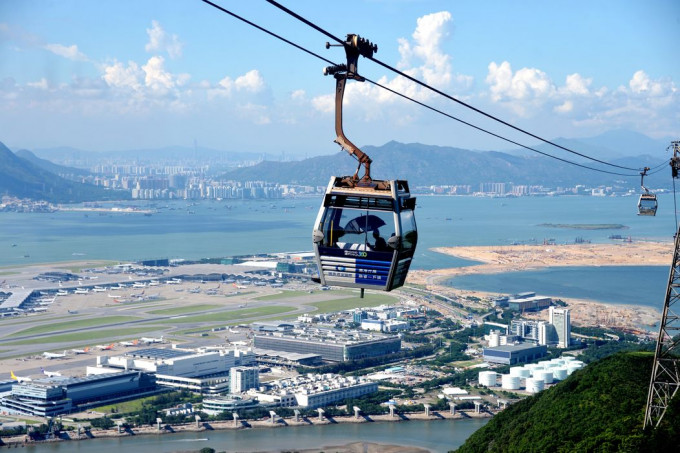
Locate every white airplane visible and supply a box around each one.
[10,371,31,383]
[56,289,69,296]
[74,288,89,294]
[119,339,139,347]
[166,278,182,285]
[188,287,201,293]
[148,280,160,286]
[96,343,115,350]
[140,336,163,344]
[41,368,62,378]
[92,286,107,292]
[43,351,67,359]
[71,347,90,354]
[132,282,147,288]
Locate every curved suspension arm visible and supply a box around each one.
[333,75,372,184]
[325,34,381,187]
[640,167,651,194]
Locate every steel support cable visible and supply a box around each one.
[203,0,640,177]
[265,0,650,173]
[364,77,637,176]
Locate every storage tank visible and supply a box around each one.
[562,356,576,362]
[501,374,520,390]
[553,367,568,380]
[525,378,545,393]
[511,367,531,378]
[510,366,524,377]
[567,362,584,375]
[534,370,554,384]
[479,371,497,387]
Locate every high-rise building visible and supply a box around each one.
[229,366,259,394]
[549,306,571,348]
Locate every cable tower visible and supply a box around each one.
[644,140,680,429]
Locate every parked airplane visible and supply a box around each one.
[71,347,90,354]
[96,343,115,350]
[148,280,160,286]
[140,336,163,344]
[166,278,182,285]
[92,286,107,293]
[120,339,139,347]
[56,290,69,296]
[74,288,89,294]
[43,351,67,359]
[188,287,201,293]
[10,371,31,383]
[132,282,147,288]
[41,368,62,378]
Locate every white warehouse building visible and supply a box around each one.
[94,347,254,379]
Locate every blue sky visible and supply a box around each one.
[1,0,678,157]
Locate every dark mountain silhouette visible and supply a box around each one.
[0,141,129,203]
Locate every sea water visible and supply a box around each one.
[1,194,675,309]
[23,418,489,453]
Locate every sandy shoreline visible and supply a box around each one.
[407,242,672,331]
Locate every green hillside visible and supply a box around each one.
[455,352,679,452]
[0,141,129,203]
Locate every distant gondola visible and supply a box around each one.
[637,167,657,216]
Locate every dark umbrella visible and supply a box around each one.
[344,214,386,234]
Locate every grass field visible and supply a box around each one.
[10,316,141,337]
[4,327,162,345]
[254,290,311,301]
[148,304,221,315]
[309,293,398,312]
[92,395,160,414]
[154,305,296,324]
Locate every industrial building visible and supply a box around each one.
[253,328,401,362]
[91,347,255,393]
[247,373,378,408]
[0,371,158,417]
[483,343,548,365]
[507,295,552,311]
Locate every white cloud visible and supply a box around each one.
[145,20,183,59]
[44,43,88,61]
[290,89,306,101]
[234,70,265,92]
[102,60,144,91]
[311,10,473,124]
[212,69,265,98]
[142,56,175,94]
[27,78,49,90]
[486,61,554,103]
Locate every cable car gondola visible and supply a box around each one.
[638,167,657,216]
[312,34,417,295]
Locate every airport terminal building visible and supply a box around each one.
[0,371,159,417]
[253,328,401,362]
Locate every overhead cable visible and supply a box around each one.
[264,0,647,173]
[200,0,648,177]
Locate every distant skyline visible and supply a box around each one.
[1,0,678,157]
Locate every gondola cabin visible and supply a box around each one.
[638,193,657,216]
[312,176,417,292]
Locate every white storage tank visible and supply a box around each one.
[501,374,520,390]
[534,370,554,384]
[525,378,545,393]
[567,362,584,375]
[562,356,576,363]
[479,371,497,387]
[512,367,531,378]
[553,367,568,380]
[509,366,524,377]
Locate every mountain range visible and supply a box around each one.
[0,141,129,203]
[1,130,673,202]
